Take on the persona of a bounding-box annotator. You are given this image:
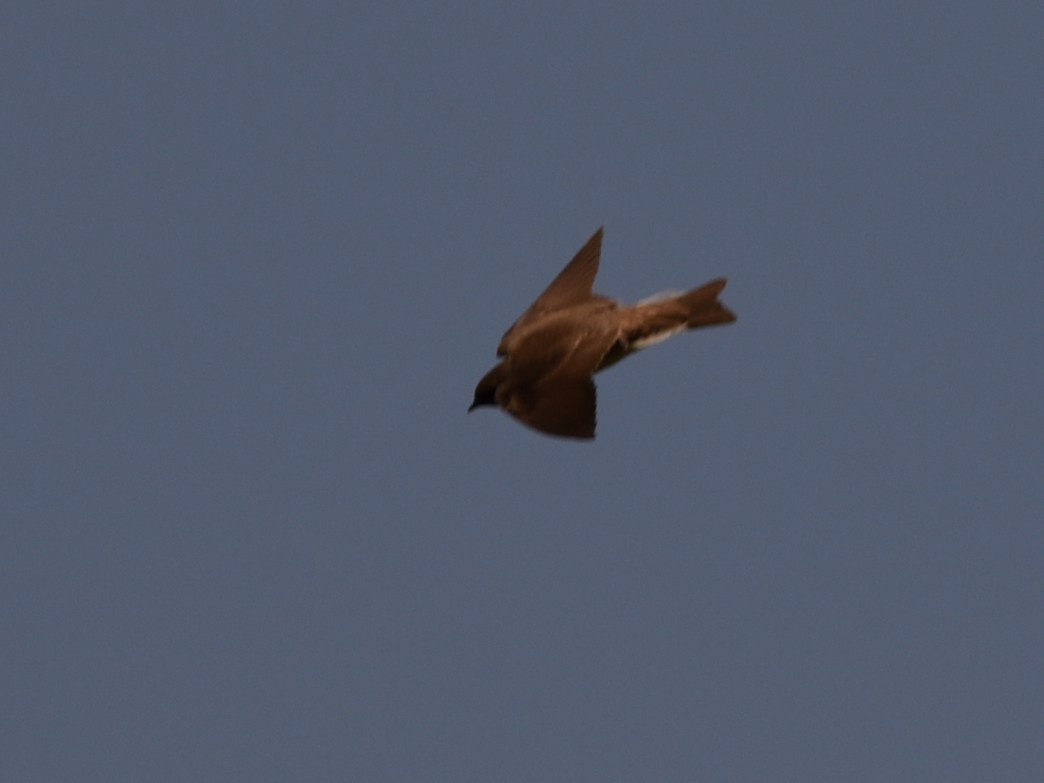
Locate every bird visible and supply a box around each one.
[468,227,736,439]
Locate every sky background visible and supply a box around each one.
[3,3,1042,781]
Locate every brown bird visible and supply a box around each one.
[469,227,736,439]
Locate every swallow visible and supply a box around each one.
[469,227,735,439]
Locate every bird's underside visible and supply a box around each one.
[469,227,735,439]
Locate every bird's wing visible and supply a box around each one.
[497,227,606,356]
[506,377,597,440]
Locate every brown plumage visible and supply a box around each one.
[469,227,735,439]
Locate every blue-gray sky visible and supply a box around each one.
[4,3,1042,781]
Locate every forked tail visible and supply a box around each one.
[619,279,736,356]
[678,278,736,328]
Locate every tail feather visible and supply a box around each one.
[678,278,736,328]
[618,278,735,354]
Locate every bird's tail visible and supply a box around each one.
[676,278,736,328]
[622,279,736,354]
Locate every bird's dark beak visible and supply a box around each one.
[467,402,478,413]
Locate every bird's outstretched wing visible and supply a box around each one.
[497,227,607,356]
[507,377,597,440]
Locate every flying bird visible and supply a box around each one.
[469,227,736,439]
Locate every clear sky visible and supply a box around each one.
[4,3,1042,781]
